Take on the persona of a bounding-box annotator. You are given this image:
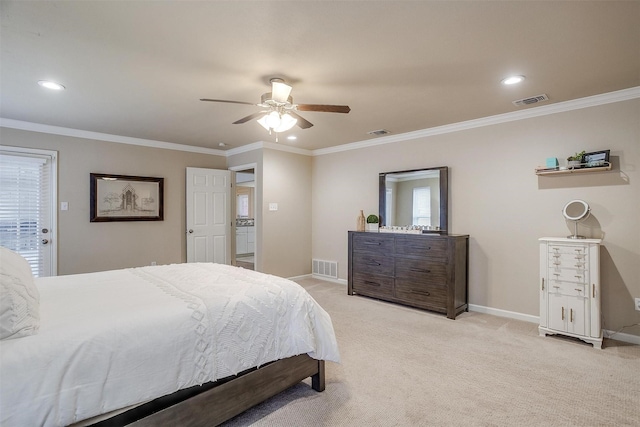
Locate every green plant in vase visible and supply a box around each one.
[366,214,379,232]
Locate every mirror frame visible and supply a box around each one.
[379,166,449,233]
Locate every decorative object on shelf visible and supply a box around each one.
[356,210,366,232]
[366,214,379,232]
[583,150,610,168]
[545,157,559,169]
[562,200,590,239]
[566,150,586,169]
[90,173,164,222]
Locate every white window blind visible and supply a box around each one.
[0,152,52,277]
[412,187,431,226]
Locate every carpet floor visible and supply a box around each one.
[222,277,640,427]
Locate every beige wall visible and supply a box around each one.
[261,149,312,278]
[0,127,225,274]
[311,98,640,336]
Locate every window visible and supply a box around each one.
[412,187,431,226]
[0,148,57,276]
[237,194,249,218]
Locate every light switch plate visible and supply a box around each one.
[269,203,278,211]
[60,202,69,211]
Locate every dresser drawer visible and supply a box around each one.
[394,236,448,262]
[352,272,394,298]
[353,253,394,276]
[395,279,447,309]
[352,233,394,254]
[395,257,447,284]
[549,252,588,269]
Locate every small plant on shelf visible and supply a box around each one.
[567,150,586,168]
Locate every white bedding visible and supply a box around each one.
[0,263,340,427]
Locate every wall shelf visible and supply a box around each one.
[535,162,611,176]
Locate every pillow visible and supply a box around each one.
[0,246,40,340]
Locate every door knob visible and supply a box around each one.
[42,239,49,244]
[188,229,194,234]
[42,228,49,234]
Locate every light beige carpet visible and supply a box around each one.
[222,278,640,426]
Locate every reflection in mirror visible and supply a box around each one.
[379,166,448,233]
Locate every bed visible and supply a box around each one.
[0,247,340,426]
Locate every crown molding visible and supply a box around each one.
[225,140,313,157]
[0,118,226,156]
[311,86,640,156]
[3,86,638,158]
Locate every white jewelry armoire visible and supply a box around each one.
[539,237,602,349]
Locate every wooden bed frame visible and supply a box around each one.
[91,354,325,426]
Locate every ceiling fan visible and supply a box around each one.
[200,78,350,135]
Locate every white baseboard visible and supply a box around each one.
[469,304,639,346]
[468,304,540,324]
[311,274,347,286]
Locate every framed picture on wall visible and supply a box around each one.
[90,173,164,222]
[583,150,610,168]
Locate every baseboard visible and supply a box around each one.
[469,304,639,346]
[310,274,347,286]
[468,304,539,324]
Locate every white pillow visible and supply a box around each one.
[0,247,40,340]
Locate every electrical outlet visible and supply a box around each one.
[635,298,640,311]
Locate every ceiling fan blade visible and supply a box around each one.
[296,104,351,113]
[233,112,266,124]
[289,111,314,129]
[200,98,256,106]
[271,81,293,103]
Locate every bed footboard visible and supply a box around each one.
[123,354,324,427]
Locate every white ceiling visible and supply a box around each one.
[1,1,638,152]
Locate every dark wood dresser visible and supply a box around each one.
[348,231,469,319]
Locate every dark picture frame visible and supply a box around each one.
[90,173,164,222]
[583,150,610,168]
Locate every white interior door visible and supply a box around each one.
[186,167,230,264]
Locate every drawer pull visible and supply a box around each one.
[592,284,596,298]
[553,285,560,289]
[408,290,431,297]
[410,268,431,273]
[570,308,574,323]
[574,288,582,292]
[575,275,582,279]
[364,242,382,246]
[541,278,545,291]
[364,280,381,287]
[366,261,382,266]
[561,306,565,320]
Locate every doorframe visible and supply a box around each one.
[229,163,259,272]
[0,145,58,276]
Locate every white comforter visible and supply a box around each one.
[0,263,340,427]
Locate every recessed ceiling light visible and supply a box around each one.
[501,75,525,85]
[38,80,65,90]
[287,136,297,141]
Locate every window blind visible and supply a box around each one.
[0,152,51,277]
[412,187,431,226]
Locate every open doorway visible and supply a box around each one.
[233,167,256,270]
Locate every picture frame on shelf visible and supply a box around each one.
[90,173,164,222]
[583,150,610,168]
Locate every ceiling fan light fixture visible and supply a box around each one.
[271,81,293,103]
[257,111,297,133]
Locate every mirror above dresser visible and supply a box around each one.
[378,166,448,233]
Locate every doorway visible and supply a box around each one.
[231,165,257,271]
